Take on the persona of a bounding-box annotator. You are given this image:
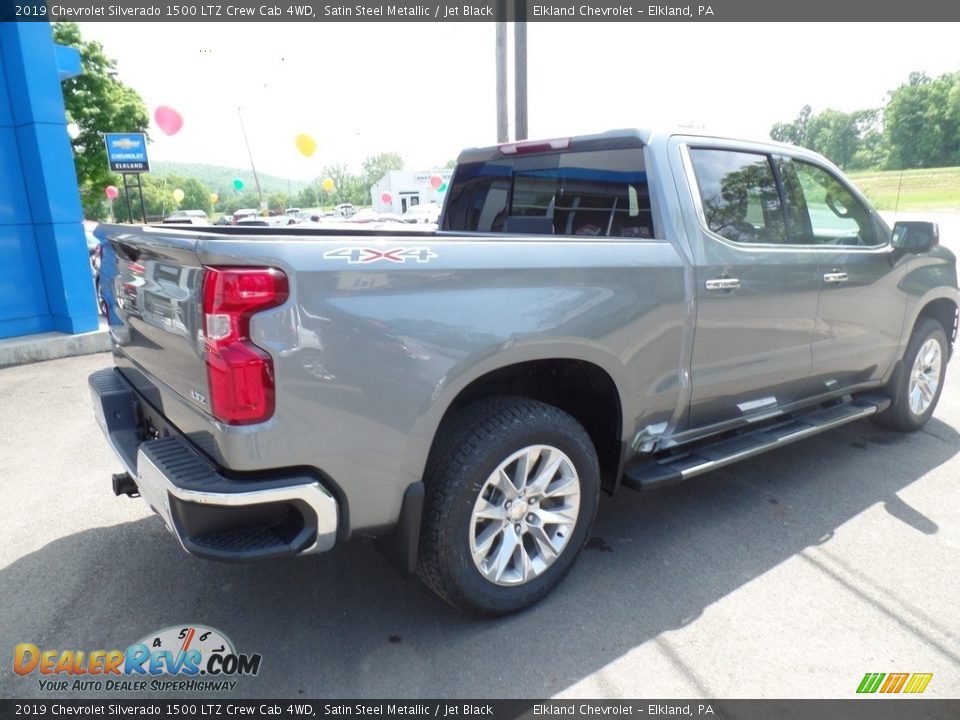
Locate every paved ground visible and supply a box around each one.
[2,218,958,700]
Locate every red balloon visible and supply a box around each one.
[429,174,442,189]
[154,105,183,136]
[105,185,119,200]
[381,192,392,204]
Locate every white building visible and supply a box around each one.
[371,169,454,215]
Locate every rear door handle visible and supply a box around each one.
[705,277,741,291]
[823,272,849,283]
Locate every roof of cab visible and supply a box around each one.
[456,127,814,165]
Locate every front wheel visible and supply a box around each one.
[876,318,948,432]
[418,397,600,616]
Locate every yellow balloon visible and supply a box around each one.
[295,133,317,158]
[321,177,335,192]
[172,188,185,203]
[210,192,219,204]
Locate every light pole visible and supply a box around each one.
[237,106,265,212]
[495,7,528,143]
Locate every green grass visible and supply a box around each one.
[847,166,960,211]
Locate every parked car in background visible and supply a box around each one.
[162,210,209,225]
[232,208,259,224]
[333,203,356,218]
[286,211,313,224]
[403,201,441,224]
[84,220,106,316]
[348,209,407,224]
[236,215,293,227]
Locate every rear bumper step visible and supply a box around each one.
[89,367,338,561]
[623,394,891,491]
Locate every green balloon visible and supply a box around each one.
[438,182,447,192]
[232,178,245,191]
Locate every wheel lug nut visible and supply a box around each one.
[514,524,521,533]
[530,498,537,504]
[527,514,535,523]
[505,500,512,508]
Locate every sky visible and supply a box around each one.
[79,22,960,182]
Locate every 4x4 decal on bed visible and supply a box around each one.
[323,247,438,264]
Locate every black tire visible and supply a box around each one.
[875,318,948,432]
[418,396,600,616]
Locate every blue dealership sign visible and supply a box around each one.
[103,132,149,173]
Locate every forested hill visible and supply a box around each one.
[151,161,308,195]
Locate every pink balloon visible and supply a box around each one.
[381,192,392,204]
[105,185,119,200]
[429,175,442,189]
[154,105,183,136]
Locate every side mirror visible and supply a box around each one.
[892,221,939,253]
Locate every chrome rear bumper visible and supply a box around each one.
[89,367,338,561]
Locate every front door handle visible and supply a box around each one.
[823,272,849,283]
[705,277,741,291]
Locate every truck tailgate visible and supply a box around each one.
[96,225,209,412]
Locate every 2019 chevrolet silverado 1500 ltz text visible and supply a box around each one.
[90,129,957,615]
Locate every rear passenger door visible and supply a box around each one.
[683,146,820,429]
[776,157,906,392]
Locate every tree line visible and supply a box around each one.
[771,71,960,171]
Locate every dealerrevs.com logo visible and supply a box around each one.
[13,625,262,693]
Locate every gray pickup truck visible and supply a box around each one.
[90,129,958,615]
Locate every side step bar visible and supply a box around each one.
[623,394,890,491]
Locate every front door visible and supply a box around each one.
[684,146,820,429]
[776,157,906,392]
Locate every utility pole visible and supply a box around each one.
[237,106,265,212]
[495,3,508,143]
[514,9,528,140]
[495,3,529,143]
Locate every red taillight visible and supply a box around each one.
[202,267,288,425]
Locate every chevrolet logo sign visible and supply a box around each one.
[111,138,141,149]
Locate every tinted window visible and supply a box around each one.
[689,149,787,245]
[443,148,654,239]
[780,160,878,246]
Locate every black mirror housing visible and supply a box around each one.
[892,221,939,253]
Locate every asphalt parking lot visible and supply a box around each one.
[2,215,959,701]
[2,354,957,700]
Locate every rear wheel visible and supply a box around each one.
[418,396,600,616]
[876,318,948,432]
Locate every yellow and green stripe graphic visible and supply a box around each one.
[857,672,933,694]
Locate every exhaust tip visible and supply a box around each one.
[112,472,140,498]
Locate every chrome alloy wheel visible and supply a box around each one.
[908,338,943,416]
[469,444,581,586]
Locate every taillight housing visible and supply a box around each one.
[202,267,288,425]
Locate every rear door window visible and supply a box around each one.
[443,148,654,239]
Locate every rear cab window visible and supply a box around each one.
[443,146,655,239]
